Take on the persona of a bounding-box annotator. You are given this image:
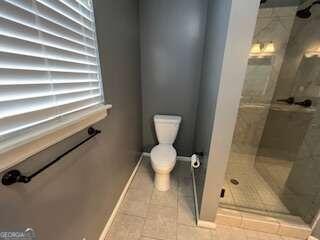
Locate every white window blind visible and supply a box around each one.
[0,0,104,151]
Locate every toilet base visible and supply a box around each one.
[154,173,170,191]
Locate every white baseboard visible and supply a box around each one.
[142,151,190,162]
[191,166,216,230]
[98,154,143,240]
[177,156,191,162]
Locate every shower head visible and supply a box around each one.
[296,0,320,19]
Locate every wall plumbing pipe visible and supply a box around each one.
[191,154,201,168]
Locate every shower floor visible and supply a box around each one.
[220,152,293,217]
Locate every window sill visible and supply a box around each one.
[0,104,112,173]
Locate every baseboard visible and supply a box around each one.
[142,151,190,162]
[176,156,191,162]
[191,166,216,230]
[98,153,143,240]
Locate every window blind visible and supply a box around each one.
[0,0,104,151]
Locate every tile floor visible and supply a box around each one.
[106,156,302,240]
[220,153,293,216]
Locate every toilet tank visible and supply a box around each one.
[154,115,182,144]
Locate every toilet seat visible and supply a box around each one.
[151,144,176,173]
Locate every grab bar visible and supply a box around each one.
[1,127,101,186]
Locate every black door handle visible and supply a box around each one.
[294,99,312,108]
[277,97,295,104]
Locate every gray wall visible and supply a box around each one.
[0,0,142,239]
[140,0,208,156]
[194,0,232,212]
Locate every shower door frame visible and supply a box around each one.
[196,0,260,223]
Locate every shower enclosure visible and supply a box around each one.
[220,0,320,225]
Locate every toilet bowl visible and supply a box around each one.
[151,115,181,191]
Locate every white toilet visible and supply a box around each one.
[151,114,182,191]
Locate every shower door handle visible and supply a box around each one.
[277,97,295,105]
[294,99,312,108]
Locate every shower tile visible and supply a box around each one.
[216,208,242,227]
[244,229,261,239]
[257,232,282,240]
[273,7,297,18]
[278,223,311,239]
[257,8,274,18]
[241,213,280,234]
[263,204,290,214]
[216,225,247,240]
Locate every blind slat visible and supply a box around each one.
[0,17,96,56]
[0,85,100,102]
[0,0,104,147]
[5,0,95,39]
[0,69,98,85]
[0,99,101,137]
[37,0,93,29]
[0,91,101,119]
[0,35,96,65]
[60,0,93,22]
[0,1,95,48]
[36,0,94,31]
[0,52,98,73]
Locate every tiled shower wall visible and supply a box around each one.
[231,6,296,156]
[256,3,320,223]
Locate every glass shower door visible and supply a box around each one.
[220,1,320,225]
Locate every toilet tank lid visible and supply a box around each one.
[154,115,182,124]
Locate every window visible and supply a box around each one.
[0,0,106,155]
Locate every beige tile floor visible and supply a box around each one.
[220,153,292,216]
[106,156,300,240]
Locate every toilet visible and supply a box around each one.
[151,114,182,191]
